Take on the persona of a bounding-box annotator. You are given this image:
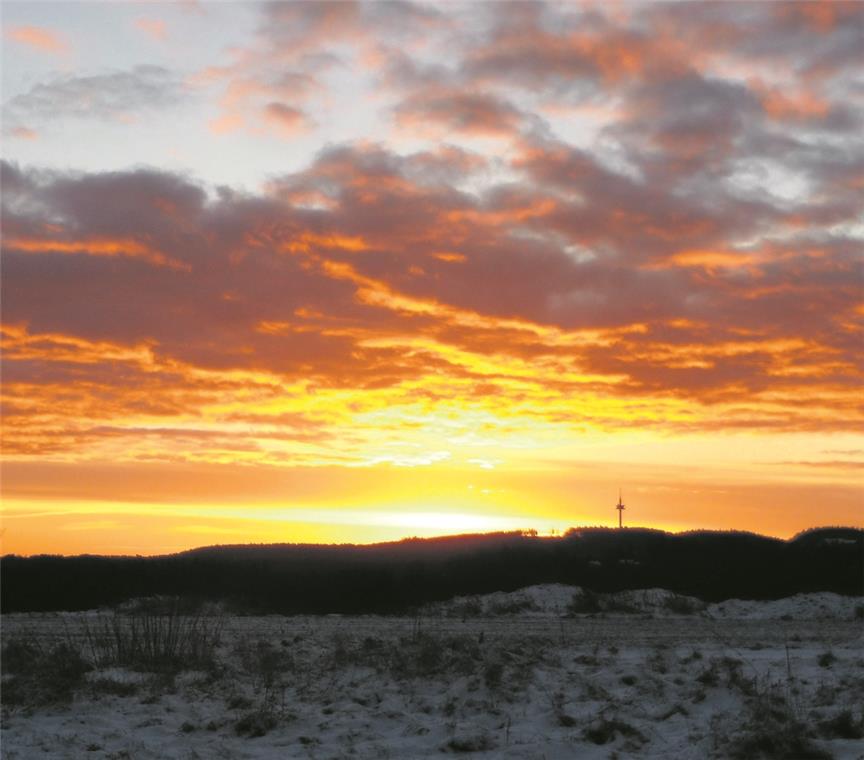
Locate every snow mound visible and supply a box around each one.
[426,584,579,617]
[426,584,706,617]
[599,588,706,615]
[707,592,862,621]
[427,586,862,620]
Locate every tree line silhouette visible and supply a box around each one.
[2,527,861,614]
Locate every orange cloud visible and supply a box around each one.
[4,236,188,270]
[134,18,168,41]
[394,91,526,139]
[755,83,831,121]
[3,1,864,552]
[8,127,38,140]
[262,102,313,137]
[6,25,69,55]
[209,112,244,135]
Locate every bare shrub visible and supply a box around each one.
[80,601,223,673]
[725,689,831,760]
[235,638,293,691]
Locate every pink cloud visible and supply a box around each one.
[262,102,313,137]
[209,112,244,136]
[134,18,168,42]
[6,25,69,55]
[394,90,526,139]
[204,73,318,138]
[9,127,38,140]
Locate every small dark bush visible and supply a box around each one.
[568,590,602,614]
[483,658,504,689]
[663,594,703,614]
[730,728,830,759]
[387,633,481,679]
[89,678,139,697]
[583,718,646,745]
[727,692,831,760]
[696,665,719,687]
[227,694,254,710]
[1,638,42,674]
[445,732,495,752]
[236,639,292,690]
[488,598,534,615]
[235,708,277,738]
[817,651,837,668]
[819,710,864,740]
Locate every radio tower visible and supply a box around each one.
[616,489,625,529]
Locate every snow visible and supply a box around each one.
[2,587,862,759]
[425,584,862,620]
[707,592,862,621]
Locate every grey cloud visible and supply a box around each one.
[4,65,188,123]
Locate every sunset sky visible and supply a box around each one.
[2,1,862,555]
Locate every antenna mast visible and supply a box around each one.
[616,489,626,529]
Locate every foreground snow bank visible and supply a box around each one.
[2,588,862,759]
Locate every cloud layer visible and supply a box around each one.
[1,0,862,485]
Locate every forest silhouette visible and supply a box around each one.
[2,526,861,614]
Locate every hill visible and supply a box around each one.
[2,526,861,613]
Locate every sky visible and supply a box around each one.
[1,1,862,556]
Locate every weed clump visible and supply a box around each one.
[818,709,864,740]
[583,717,647,746]
[725,690,832,760]
[88,678,139,698]
[444,732,496,752]
[1,638,90,706]
[235,707,277,738]
[235,638,293,690]
[386,632,482,679]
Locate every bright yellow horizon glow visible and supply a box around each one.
[3,434,862,556]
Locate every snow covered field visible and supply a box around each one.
[2,586,862,759]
